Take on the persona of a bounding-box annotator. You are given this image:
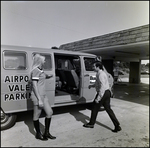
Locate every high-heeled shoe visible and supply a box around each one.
[43,131,56,139]
[36,132,48,140]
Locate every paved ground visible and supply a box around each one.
[1,75,149,147]
[114,74,149,106]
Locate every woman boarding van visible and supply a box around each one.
[1,45,114,130]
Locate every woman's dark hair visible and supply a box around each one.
[93,61,104,70]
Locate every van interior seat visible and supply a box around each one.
[64,69,79,89]
[56,69,67,87]
[71,69,79,88]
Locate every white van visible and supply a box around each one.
[1,45,114,130]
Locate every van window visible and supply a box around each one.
[3,51,26,70]
[33,53,52,70]
[57,59,73,70]
[64,60,68,69]
[84,57,95,71]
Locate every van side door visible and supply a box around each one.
[80,56,96,102]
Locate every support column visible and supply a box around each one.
[129,61,141,83]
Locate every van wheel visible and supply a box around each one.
[1,111,17,130]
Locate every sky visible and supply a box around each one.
[1,1,149,63]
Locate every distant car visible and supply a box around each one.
[118,70,125,75]
[141,70,149,75]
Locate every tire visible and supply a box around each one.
[1,110,17,130]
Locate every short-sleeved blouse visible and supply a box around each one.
[31,67,46,96]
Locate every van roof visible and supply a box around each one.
[1,45,96,57]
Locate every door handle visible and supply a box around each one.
[84,74,89,77]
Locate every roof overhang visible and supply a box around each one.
[81,41,149,62]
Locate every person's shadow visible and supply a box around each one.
[69,106,112,131]
[22,110,46,137]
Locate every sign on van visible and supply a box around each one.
[4,75,31,101]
